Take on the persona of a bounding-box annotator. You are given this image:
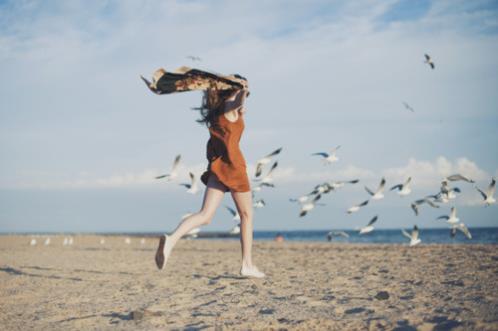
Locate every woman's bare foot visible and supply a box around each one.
[155,235,173,270]
[240,264,265,278]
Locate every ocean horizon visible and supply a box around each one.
[3,227,498,244]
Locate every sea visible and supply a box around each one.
[5,227,498,244]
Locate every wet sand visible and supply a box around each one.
[1,235,497,330]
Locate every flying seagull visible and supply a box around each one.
[328,179,359,190]
[186,55,202,61]
[253,199,266,209]
[402,225,421,246]
[424,53,435,69]
[436,206,460,224]
[450,222,472,239]
[254,161,278,184]
[327,231,349,241]
[402,102,415,112]
[411,197,440,216]
[359,215,378,234]
[252,182,275,193]
[390,177,412,196]
[444,174,475,183]
[365,177,386,200]
[347,199,369,214]
[179,172,199,194]
[156,154,181,181]
[312,145,341,164]
[255,147,282,177]
[299,194,322,217]
[475,177,496,206]
[289,194,313,204]
[225,205,241,222]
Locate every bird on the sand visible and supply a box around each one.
[359,215,378,234]
[365,177,386,200]
[255,147,282,178]
[475,177,496,206]
[390,177,412,196]
[312,145,341,164]
[401,225,421,246]
[156,154,181,181]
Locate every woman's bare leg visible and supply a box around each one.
[231,190,265,278]
[155,175,227,269]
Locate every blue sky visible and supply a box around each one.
[1,0,497,233]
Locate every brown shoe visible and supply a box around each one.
[155,235,167,270]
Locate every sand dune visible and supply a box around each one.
[1,235,497,330]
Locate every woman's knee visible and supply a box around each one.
[239,209,253,221]
[198,209,215,225]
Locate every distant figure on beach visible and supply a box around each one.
[274,233,285,242]
[149,71,265,278]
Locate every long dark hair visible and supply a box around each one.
[193,88,237,136]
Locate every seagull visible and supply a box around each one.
[100,238,105,245]
[255,147,282,177]
[253,199,266,209]
[225,205,241,222]
[444,174,475,183]
[450,222,472,239]
[475,177,496,206]
[63,237,69,246]
[179,172,199,194]
[186,55,202,61]
[229,224,241,235]
[30,238,37,246]
[347,200,369,214]
[156,154,181,181]
[68,237,73,245]
[402,225,421,246]
[390,177,412,196]
[328,179,359,190]
[365,177,386,200]
[326,231,349,241]
[289,194,313,204]
[140,238,146,245]
[299,194,322,217]
[312,145,341,164]
[437,206,460,224]
[44,238,51,246]
[424,53,435,69]
[125,237,131,245]
[252,182,275,192]
[359,215,378,234]
[186,227,201,238]
[411,197,440,216]
[402,102,415,112]
[254,161,278,184]
[310,182,334,195]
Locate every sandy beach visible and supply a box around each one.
[0,235,497,330]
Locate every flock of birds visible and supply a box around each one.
[28,235,149,247]
[146,53,496,246]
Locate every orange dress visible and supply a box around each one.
[200,112,251,192]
